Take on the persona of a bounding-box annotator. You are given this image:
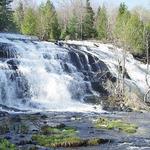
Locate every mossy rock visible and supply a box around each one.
[95,117,138,134]
[86,138,109,146]
[32,135,109,148]
[32,125,110,148]
[0,139,16,150]
[41,125,77,136]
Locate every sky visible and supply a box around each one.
[36,0,150,10]
[92,0,150,9]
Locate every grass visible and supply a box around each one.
[32,134,107,148]
[32,135,83,147]
[0,139,16,150]
[32,125,81,147]
[41,125,77,136]
[32,125,109,148]
[95,117,138,134]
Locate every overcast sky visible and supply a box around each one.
[36,0,150,9]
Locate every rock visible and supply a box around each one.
[0,43,18,58]
[7,59,19,70]
[0,111,9,117]
[5,134,12,140]
[11,115,21,122]
[83,96,101,104]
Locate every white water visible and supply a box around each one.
[66,40,150,94]
[0,34,149,113]
[0,34,103,113]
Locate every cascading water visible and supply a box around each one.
[64,40,150,96]
[0,33,104,112]
[0,33,149,112]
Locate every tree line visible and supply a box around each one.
[0,0,150,55]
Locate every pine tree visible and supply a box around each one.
[67,15,79,39]
[145,23,150,52]
[38,0,60,40]
[21,8,37,35]
[96,5,108,40]
[125,14,144,54]
[82,0,96,39]
[115,3,130,40]
[14,1,24,32]
[0,0,15,31]
[60,25,69,40]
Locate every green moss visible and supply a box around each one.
[32,134,108,148]
[95,117,138,134]
[32,125,80,147]
[0,139,16,150]
[41,125,77,136]
[32,135,84,147]
[87,138,101,145]
[32,125,109,148]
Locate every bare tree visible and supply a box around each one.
[144,28,150,103]
[55,0,86,34]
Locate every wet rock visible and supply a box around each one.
[69,51,82,70]
[0,111,9,117]
[91,82,108,95]
[0,43,18,58]
[11,115,21,122]
[5,134,12,140]
[63,63,72,73]
[83,96,101,104]
[7,59,19,70]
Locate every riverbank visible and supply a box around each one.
[0,111,150,150]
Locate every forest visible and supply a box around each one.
[0,1,150,149]
[0,0,150,56]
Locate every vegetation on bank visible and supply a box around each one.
[95,117,138,134]
[0,139,16,150]
[32,124,109,148]
[0,0,150,56]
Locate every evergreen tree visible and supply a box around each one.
[38,0,60,40]
[82,0,96,39]
[125,14,144,54]
[60,25,69,40]
[115,3,130,40]
[96,5,108,40]
[14,1,24,32]
[21,8,37,35]
[145,22,150,37]
[0,0,15,31]
[67,15,79,39]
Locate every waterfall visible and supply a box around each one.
[0,33,149,112]
[0,33,103,112]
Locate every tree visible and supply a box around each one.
[60,25,69,40]
[38,0,60,40]
[144,23,150,103]
[13,1,24,32]
[21,8,37,35]
[115,3,130,40]
[96,5,108,40]
[67,15,79,39]
[125,14,144,54]
[82,0,96,39]
[0,0,15,31]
